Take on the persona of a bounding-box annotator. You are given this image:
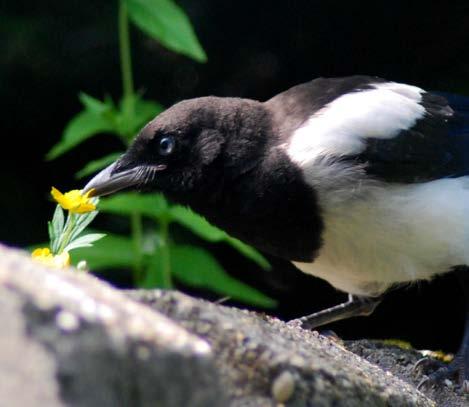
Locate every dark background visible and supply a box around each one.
[2,0,468,352]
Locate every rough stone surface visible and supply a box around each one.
[2,243,464,406]
[0,245,225,407]
[346,340,469,407]
[128,290,435,406]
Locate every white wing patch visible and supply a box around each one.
[286,82,426,167]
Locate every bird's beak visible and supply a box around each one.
[83,162,143,197]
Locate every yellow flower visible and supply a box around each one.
[51,187,96,213]
[32,248,71,268]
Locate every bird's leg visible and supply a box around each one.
[416,267,469,393]
[288,294,383,330]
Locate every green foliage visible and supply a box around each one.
[48,205,65,253]
[47,93,163,160]
[170,246,275,307]
[47,200,105,256]
[73,232,135,269]
[45,0,274,308]
[46,109,114,160]
[98,193,270,271]
[126,0,207,62]
[99,192,169,220]
[76,152,122,179]
[169,205,270,269]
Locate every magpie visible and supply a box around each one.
[84,76,469,391]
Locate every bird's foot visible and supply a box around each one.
[414,354,469,393]
[413,267,469,394]
[287,294,383,330]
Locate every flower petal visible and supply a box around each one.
[32,247,51,258]
[70,202,96,214]
[32,248,70,269]
[83,189,95,199]
[51,187,65,204]
[51,187,96,213]
[54,251,71,268]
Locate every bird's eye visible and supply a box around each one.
[158,136,175,156]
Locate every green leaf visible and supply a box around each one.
[169,206,226,241]
[69,209,100,242]
[170,206,270,269]
[50,205,65,253]
[126,0,207,62]
[46,110,114,160]
[99,192,169,219]
[71,232,135,269]
[52,205,65,234]
[78,92,112,115]
[64,233,106,252]
[170,245,276,308]
[47,221,54,247]
[141,252,172,288]
[75,152,122,179]
[225,237,271,270]
[134,97,164,123]
[115,96,163,141]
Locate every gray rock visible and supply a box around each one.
[128,290,435,406]
[1,243,453,406]
[0,245,226,407]
[346,340,469,407]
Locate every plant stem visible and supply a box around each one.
[131,211,143,281]
[57,213,76,254]
[159,218,172,288]
[119,0,145,286]
[118,0,134,104]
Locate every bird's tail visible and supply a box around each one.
[435,91,469,134]
[434,91,469,176]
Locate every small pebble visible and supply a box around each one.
[271,371,295,403]
[76,260,88,272]
[443,379,453,388]
[462,380,469,393]
[56,310,79,332]
[136,345,151,360]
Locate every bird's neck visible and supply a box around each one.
[165,97,325,261]
[177,145,325,262]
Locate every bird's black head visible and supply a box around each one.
[84,94,324,261]
[84,96,269,202]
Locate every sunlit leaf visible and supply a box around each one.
[71,232,134,269]
[141,251,172,288]
[46,110,114,160]
[129,97,164,134]
[47,222,54,247]
[225,236,270,270]
[99,192,169,219]
[170,205,270,269]
[64,233,106,252]
[116,95,164,140]
[170,245,276,308]
[169,206,226,241]
[126,0,207,62]
[134,97,164,121]
[79,92,113,115]
[69,210,100,241]
[50,205,65,253]
[75,152,122,179]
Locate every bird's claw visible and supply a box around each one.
[416,376,432,391]
[412,357,469,393]
[412,357,445,376]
